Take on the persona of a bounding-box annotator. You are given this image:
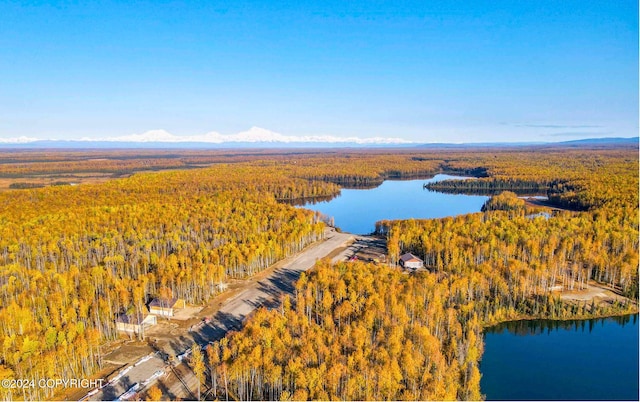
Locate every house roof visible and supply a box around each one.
[399,253,423,263]
[116,313,147,325]
[149,297,180,309]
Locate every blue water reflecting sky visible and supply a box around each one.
[299,174,487,234]
[481,315,639,401]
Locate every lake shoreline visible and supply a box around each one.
[480,283,638,329]
[480,307,639,330]
[296,174,489,234]
[481,313,639,400]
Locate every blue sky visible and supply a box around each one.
[0,0,637,143]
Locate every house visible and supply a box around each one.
[526,212,551,220]
[399,253,424,270]
[116,312,157,336]
[149,298,186,317]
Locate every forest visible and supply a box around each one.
[197,256,633,401]
[0,145,637,400]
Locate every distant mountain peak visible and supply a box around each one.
[0,130,636,149]
[66,127,416,145]
[0,135,39,144]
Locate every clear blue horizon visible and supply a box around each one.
[1,0,637,143]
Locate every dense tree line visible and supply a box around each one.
[199,258,632,401]
[199,146,637,401]
[0,165,335,400]
[204,261,484,401]
[480,191,526,212]
[378,150,639,299]
[0,151,446,400]
[269,154,441,189]
[0,146,636,400]
[379,208,638,299]
[424,178,548,196]
[7,182,46,189]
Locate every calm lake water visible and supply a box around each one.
[481,314,640,401]
[299,174,488,234]
[300,175,638,400]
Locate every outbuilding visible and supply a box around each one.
[149,298,186,317]
[399,253,424,269]
[116,312,157,336]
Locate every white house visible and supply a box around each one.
[149,298,186,317]
[116,312,157,336]
[399,253,424,270]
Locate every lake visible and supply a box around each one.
[481,314,639,401]
[298,174,488,234]
[299,175,639,401]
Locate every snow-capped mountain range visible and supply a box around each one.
[0,127,414,145]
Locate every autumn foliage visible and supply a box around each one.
[207,261,484,401]
[0,145,637,400]
[206,256,633,401]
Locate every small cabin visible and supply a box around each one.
[149,298,186,317]
[116,313,157,336]
[399,253,424,270]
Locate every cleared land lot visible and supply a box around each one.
[82,228,354,401]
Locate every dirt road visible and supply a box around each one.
[560,281,632,304]
[155,229,354,399]
[87,229,354,401]
[156,229,354,356]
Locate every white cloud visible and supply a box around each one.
[81,126,415,144]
